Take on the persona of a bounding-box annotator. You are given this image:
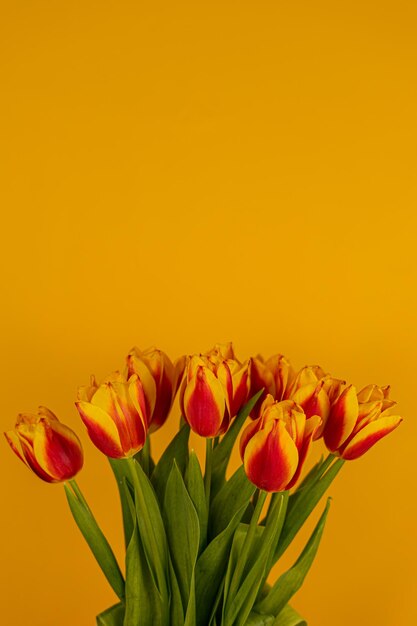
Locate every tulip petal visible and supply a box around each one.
[323,385,358,452]
[340,415,403,460]
[76,401,124,458]
[33,420,84,481]
[4,430,28,466]
[243,420,299,492]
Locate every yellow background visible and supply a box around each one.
[1,1,416,624]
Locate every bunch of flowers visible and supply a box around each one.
[5,343,402,626]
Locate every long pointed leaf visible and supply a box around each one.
[151,423,190,502]
[164,461,200,614]
[185,451,208,553]
[64,484,125,600]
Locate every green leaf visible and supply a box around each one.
[256,499,331,617]
[96,603,125,626]
[273,458,343,562]
[126,458,169,605]
[164,461,200,615]
[108,458,135,547]
[195,502,250,626]
[273,605,307,626]
[210,465,256,538]
[124,514,163,626]
[211,390,263,494]
[185,451,208,552]
[168,556,185,626]
[151,423,190,502]
[64,484,125,600]
[223,493,288,626]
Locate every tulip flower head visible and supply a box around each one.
[328,384,403,460]
[180,355,233,437]
[127,346,175,432]
[76,371,149,459]
[4,407,83,483]
[240,396,321,492]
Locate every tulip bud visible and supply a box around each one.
[127,346,174,432]
[240,398,319,492]
[4,407,83,483]
[247,357,276,419]
[182,362,228,437]
[265,354,295,401]
[76,372,148,458]
[228,359,251,417]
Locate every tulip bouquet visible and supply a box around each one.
[5,343,402,626]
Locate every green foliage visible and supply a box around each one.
[80,398,343,625]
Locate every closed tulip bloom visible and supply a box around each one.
[240,397,320,492]
[337,387,402,460]
[182,357,230,437]
[4,407,83,483]
[247,356,276,419]
[76,372,148,458]
[265,354,295,401]
[127,346,174,432]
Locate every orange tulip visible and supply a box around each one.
[240,397,320,492]
[76,372,148,458]
[4,407,83,483]
[127,346,175,432]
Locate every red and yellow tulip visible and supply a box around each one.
[336,385,402,460]
[127,346,175,432]
[240,396,321,492]
[180,355,233,437]
[76,371,148,458]
[265,354,295,401]
[4,407,83,483]
[246,356,276,419]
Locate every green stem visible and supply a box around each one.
[69,478,91,511]
[135,436,151,475]
[318,453,336,477]
[228,490,267,600]
[204,437,214,510]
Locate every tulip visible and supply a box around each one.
[127,346,174,432]
[4,407,83,483]
[240,397,320,492]
[247,356,276,419]
[76,372,148,458]
[181,355,232,437]
[265,354,295,401]
[206,341,236,361]
[336,387,402,460]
